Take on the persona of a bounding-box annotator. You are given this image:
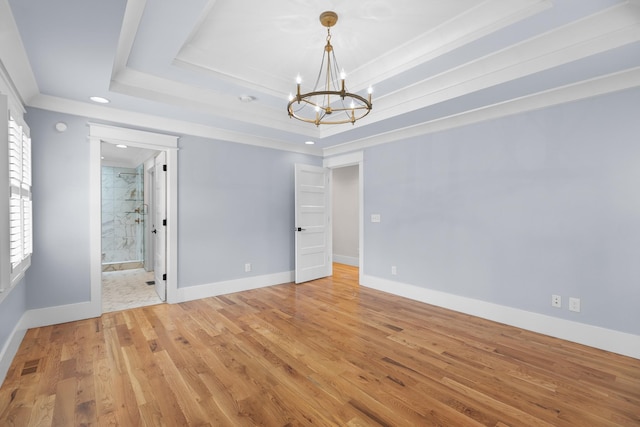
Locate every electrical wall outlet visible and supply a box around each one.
[371,214,381,223]
[245,263,251,272]
[569,297,581,312]
[551,294,561,308]
[391,265,397,275]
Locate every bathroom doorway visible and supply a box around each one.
[101,142,162,312]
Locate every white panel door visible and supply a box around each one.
[153,151,167,301]
[295,164,331,283]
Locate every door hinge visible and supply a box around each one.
[163,164,167,172]
[162,273,167,281]
[163,219,167,226]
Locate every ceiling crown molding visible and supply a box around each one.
[323,66,640,158]
[0,0,39,106]
[4,0,640,156]
[29,94,322,156]
[320,1,640,140]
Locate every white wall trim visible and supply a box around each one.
[323,151,363,168]
[361,274,640,360]
[88,135,103,318]
[176,271,294,303]
[164,148,179,303]
[324,66,640,157]
[111,0,147,77]
[1,299,101,384]
[0,0,39,106]
[339,0,552,95]
[0,315,27,386]
[29,94,321,156]
[88,122,179,148]
[110,68,310,137]
[20,301,97,329]
[354,1,640,132]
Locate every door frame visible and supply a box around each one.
[88,123,179,315]
[323,151,364,284]
[152,151,167,301]
[143,159,156,272]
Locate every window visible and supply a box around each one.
[9,113,32,272]
[2,111,32,290]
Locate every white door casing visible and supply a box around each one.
[143,158,156,272]
[90,123,178,317]
[295,164,331,283]
[154,151,167,301]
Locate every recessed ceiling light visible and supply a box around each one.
[238,95,255,103]
[115,144,128,149]
[304,141,315,145]
[55,122,67,132]
[90,96,110,104]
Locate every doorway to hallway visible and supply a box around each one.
[331,165,359,268]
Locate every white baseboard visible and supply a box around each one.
[0,318,28,386]
[176,271,294,303]
[333,255,359,267]
[1,300,101,385]
[21,300,100,330]
[361,274,640,360]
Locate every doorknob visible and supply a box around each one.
[151,229,157,234]
[296,227,306,232]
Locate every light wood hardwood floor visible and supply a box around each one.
[1,264,638,426]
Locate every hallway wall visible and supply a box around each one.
[332,165,359,266]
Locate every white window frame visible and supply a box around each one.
[0,93,32,295]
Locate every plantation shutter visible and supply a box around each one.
[8,114,32,272]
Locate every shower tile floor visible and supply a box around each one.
[102,268,163,313]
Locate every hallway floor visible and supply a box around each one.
[102,268,162,313]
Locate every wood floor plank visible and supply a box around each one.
[51,377,76,427]
[1,263,639,426]
[27,393,55,427]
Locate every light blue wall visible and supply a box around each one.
[177,135,321,287]
[13,86,640,341]
[20,108,321,308]
[25,109,91,309]
[363,88,640,335]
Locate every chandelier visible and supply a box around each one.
[287,11,373,126]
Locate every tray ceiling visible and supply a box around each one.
[4,0,640,154]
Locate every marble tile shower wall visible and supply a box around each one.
[102,166,144,264]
